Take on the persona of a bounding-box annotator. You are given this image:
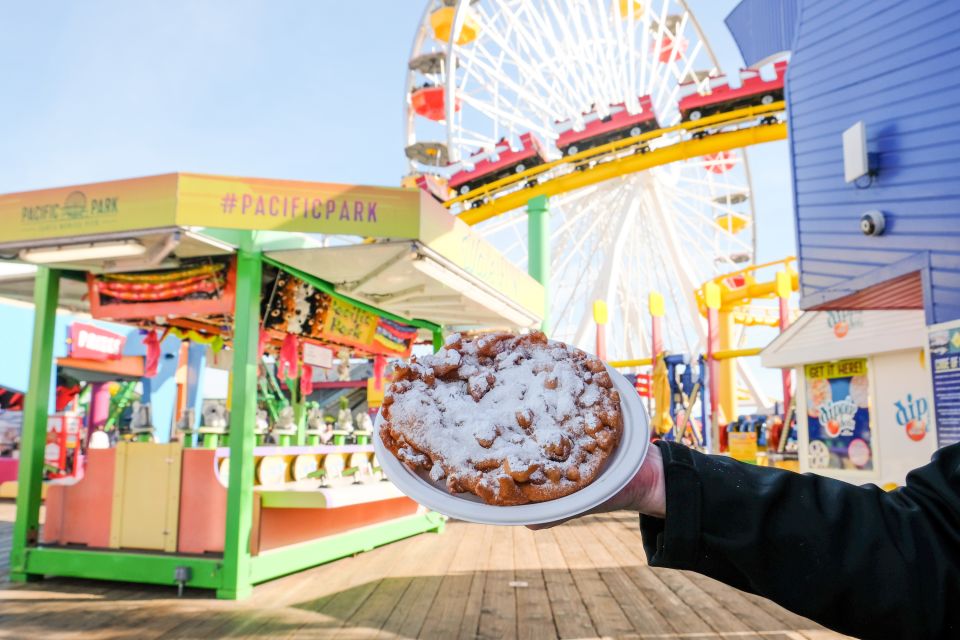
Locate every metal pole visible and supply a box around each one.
[776,270,793,429]
[649,291,664,361]
[718,309,737,429]
[527,194,550,334]
[9,267,60,582]
[294,360,306,447]
[648,292,665,421]
[704,283,721,452]
[593,300,607,360]
[220,240,262,599]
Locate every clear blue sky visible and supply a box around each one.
[0,0,794,261]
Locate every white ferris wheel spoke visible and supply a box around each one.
[405,0,759,365]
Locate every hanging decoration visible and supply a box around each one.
[263,270,329,339]
[142,330,160,378]
[373,318,419,353]
[300,364,314,396]
[278,334,299,381]
[88,258,236,320]
[262,268,417,357]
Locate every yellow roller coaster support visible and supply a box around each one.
[696,257,799,317]
[608,357,654,368]
[698,258,799,424]
[460,123,785,224]
[712,347,763,360]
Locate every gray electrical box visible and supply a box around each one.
[843,121,869,183]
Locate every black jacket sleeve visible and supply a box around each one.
[639,440,960,640]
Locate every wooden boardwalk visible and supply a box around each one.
[0,502,851,639]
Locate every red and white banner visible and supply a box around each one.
[69,323,125,361]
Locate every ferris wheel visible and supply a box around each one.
[404,0,758,363]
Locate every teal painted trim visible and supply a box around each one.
[248,512,445,584]
[263,256,441,333]
[23,547,222,590]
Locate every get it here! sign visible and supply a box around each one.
[69,323,126,361]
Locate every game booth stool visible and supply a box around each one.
[1,173,544,599]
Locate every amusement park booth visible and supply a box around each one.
[1,173,543,599]
[761,310,937,487]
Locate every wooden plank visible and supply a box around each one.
[417,522,491,639]
[531,527,596,639]
[690,572,801,635]
[373,522,465,639]
[797,630,858,640]
[456,523,496,640]
[654,569,755,639]
[82,587,224,640]
[0,579,140,632]
[474,523,517,640]
[334,527,445,638]
[600,513,830,640]
[594,515,716,636]
[740,591,834,635]
[287,539,413,637]
[512,526,556,640]
[221,535,415,639]
[0,502,854,640]
[552,522,634,637]
[564,516,671,635]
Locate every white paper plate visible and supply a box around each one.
[373,365,649,526]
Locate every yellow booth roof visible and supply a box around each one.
[0,173,544,330]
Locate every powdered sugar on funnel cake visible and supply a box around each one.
[379,331,623,506]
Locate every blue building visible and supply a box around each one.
[732,0,960,473]
[728,0,960,322]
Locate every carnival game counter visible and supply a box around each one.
[43,442,431,559]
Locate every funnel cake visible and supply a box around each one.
[379,331,623,506]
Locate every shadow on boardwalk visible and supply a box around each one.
[0,503,850,639]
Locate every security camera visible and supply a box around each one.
[860,210,886,236]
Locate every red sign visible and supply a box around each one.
[69,323,125,361]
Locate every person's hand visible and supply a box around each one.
[527,441,666,530]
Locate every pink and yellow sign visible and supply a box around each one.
[176,173,423,239]
[0,173,425,245]
[0,174,178,244]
